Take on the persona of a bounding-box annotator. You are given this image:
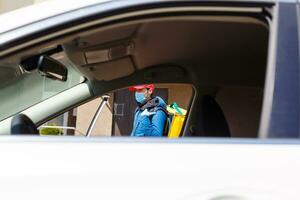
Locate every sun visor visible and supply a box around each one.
[83,57,135,81]
[63,42,136,81]
[85,43,134,64]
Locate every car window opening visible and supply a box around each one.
[0,6,272,138]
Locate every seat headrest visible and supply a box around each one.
[192,95,230,137]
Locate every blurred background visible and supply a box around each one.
[0,0,49,14]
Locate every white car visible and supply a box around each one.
[0,0,299,199]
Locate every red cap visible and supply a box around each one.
[129,84,155,91]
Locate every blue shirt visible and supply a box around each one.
[131,97,167,137]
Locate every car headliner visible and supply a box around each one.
[0,1,270,94]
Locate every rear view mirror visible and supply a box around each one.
[38,55,68,81]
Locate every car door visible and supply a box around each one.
[0,1,299,199]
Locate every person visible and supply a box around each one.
[129,84,167,137]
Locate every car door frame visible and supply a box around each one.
[0,0,285,136]
[259,0,300,138]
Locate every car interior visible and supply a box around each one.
[0,7,270,138]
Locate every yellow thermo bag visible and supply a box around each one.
[166,103,187,138]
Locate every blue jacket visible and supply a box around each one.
[131,97,167,137]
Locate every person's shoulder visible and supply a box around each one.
[154,96,166,106]
[134,107,140,113]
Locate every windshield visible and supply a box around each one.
[0,53,83,121]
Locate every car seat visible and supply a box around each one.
[191,95,230,137]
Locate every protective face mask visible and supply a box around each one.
[135,92,146,104]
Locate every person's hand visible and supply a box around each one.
[141,109,156,116]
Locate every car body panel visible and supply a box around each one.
[0,0,111,34]
[0,0,280,35]
[0,138,299,200]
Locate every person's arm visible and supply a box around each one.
[148,110,167,137]
[131,110,145,136]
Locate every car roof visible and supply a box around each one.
[0,0,282,35]
[0,0,111,34]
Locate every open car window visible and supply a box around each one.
[1,2,289,138]
[38,83,264,138]
[39,84,194,137]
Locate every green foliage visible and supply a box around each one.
[39,123,63,136]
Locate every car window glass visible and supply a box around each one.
[0,52,84,121]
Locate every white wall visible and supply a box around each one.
[76,97,113,136]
